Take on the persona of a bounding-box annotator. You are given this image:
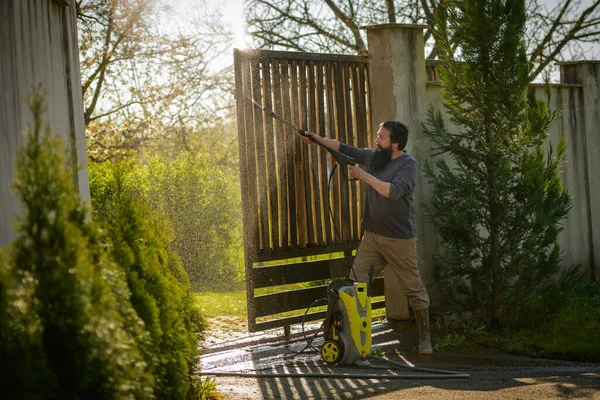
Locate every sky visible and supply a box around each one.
[179,0,248,49]
[214,0,248,50]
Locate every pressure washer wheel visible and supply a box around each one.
[321,340,344,364]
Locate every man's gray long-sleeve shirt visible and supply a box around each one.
[339,143,418,239]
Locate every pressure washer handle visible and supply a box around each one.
[300,129,358,185]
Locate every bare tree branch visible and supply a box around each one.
[324,0,367,53]
[529,0,600,80]
[246,0,600,81]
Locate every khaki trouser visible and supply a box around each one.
[352,230,430,313]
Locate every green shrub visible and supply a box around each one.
[190,376,219,400]
[0,90,153,399]
[503,280,600,362]
[138,153,243,291]
[425,0,570,330]
[92,161,204,399]
[89,150,244,292]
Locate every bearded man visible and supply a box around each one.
[300,121,432,355]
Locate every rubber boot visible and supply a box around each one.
[414,308,433,355]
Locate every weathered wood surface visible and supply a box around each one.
[234,49,373,331]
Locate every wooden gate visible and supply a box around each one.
[233,49,385,332]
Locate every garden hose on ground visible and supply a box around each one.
[198,353,470,379]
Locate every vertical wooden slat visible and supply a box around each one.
[290,63,307,247]
[356,64,367,147]
[325,62,340,243]
[362,64,372,148]
[316,61,333,245]
[234,50,258,331]
[237,53,260,253]
[262,60,280,250]
[272,60,289,249]
[251,60,270,250]
[348,63,361,240]
[299,60,315,246]
[333,61,351,241]
[355,63,368,238]
[343,62,358,240]
[281,62,298,247]
[308,61,324,246]
[360,64,372,241]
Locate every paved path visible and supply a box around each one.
[198,323,600,399]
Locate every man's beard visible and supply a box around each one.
[373,145,392,171]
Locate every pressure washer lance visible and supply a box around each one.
[245,94,357,168]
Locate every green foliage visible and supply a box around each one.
[433,332,468,351]
[90,161,205,399]
[502,281,600,362]
[0,90,153,399]
[190,376,219,400]
[425,0,572,329]
[89,146,244,291]
[370,349,386,357]
[432,279,600,362]
[0,248,51,400]
[433,320,488,351]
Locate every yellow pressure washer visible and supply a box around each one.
[320,267,375,366]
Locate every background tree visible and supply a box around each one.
[422,0,572,329]
[80,0,244,292]
[90,162,204,398]
[88,128,244,292]
[246,0,600,80]
[77,0,235,159]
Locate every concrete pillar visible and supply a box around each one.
[362,24,439,312]
[560,61,600,281]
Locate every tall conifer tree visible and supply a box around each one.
[424,0,571,329]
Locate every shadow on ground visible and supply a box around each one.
[198,322,600,399]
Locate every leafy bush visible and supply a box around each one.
[0,91,153,399]
[89,150,244,291]
[90,161,206,398]
[190,376,220,400]
[502,280,600,362]
[134,153,244,291]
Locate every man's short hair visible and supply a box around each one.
[381,121,409,150]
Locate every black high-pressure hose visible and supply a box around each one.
[199,354,470,379]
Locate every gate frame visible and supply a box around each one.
[233,48,386,333]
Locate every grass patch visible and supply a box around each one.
[432,282,600,362]
[500,284,600,362]
[192,291,247,317]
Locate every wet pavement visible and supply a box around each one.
[198,322,600,399]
